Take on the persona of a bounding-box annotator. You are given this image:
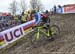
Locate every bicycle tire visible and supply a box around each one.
[28,28,39,45]
[50,25,60,39]
[29,27,46,45]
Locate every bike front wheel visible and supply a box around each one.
[50,25,60,39]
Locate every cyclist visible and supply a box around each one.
[41,10,50,29]
[41,10,50,23]
[30,10,41,27]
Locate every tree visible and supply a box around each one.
[20,0,27,12]
[30,0,43,11]
[9,1,17,16]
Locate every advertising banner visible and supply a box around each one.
[0,20,36,49]
[64,5,75,13]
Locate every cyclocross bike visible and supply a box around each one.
[29,17,60,45]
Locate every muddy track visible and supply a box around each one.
[0,14,75,54]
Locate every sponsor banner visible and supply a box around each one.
[64,6,75,13]
[0,20,36,49]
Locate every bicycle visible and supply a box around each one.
[29,17,60,46]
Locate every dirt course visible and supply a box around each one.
[0,14,75,54]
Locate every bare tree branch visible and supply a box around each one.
[20,0,27,12]
[9,1,17,15]
[30,0,44,11]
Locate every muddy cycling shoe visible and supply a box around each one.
[43,26,48,29]
[46,23,50,27]
[43,23,50,28]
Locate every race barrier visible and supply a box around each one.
[56,4,75,14]
[56,7,64,14]
[64,5,75,13]
[0,20,36,49]
[0,12,41,49]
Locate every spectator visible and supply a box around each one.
[53,5,57,14]
[21,11,27,23]
[26,11,31,21]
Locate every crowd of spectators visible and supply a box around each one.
[0,10,36,32]
[0,10,52,32]
[0,15,22,32]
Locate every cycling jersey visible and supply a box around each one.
[35,12,41,25]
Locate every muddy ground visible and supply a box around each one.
[0,14,75,54]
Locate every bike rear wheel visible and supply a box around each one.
[29,27,46,46]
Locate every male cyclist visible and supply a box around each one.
[30,10,41,27]
[41,10,50,23]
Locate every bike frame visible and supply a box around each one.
[35,25,55,40]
